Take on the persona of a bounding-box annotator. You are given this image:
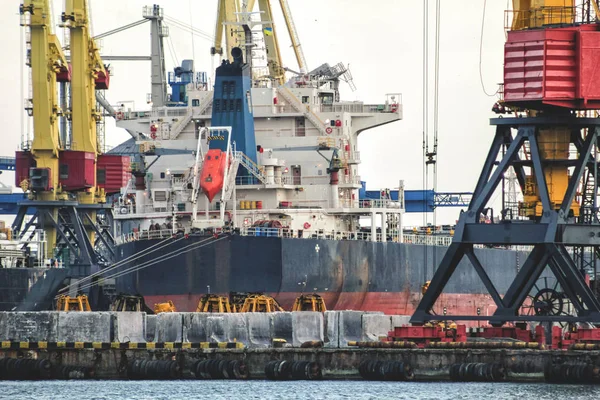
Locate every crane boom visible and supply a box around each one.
[257,0,285,84]
[213,0,307,81]
[212,0,243,59]
[278,0,307,73]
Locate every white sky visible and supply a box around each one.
[0,0,509,226]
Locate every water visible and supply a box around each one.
[1,381,600,400]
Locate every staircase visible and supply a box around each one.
[195,94,213,115]
[278,86,328,135]
[169,109,193,139]
[234,151,267,184]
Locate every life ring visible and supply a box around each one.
[303,222,311,230]
[390,103,398,113]
[325,127,333,134]
[116,111,124,120]
[150,132,157,140]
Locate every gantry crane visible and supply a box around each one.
[14,0,122,276]
[212,0,308,85]
[61,0,109,248]
[16,0,69,260]
[411,0,600,326]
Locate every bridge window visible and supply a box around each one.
[302,96,309,104]
[192,99,199,107]
[236,99,242,112]
[214,100,221,112]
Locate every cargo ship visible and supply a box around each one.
[4,2,536,318]
[100,4,533,318]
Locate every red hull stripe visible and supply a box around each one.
[144,292,502,316]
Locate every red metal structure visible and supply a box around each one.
[58,151,95,191]
[504,24,600,109]
[97,155,130,194]
[14,151,34,187]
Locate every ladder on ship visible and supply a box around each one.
[234,151,266,184]
[169,108,194,139]
[278,86,328,136]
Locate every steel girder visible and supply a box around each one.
[411,117,600,325]
[11,201,115,277]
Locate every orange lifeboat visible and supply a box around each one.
[200,149,227,202]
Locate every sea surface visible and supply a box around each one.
[1,380,600,400]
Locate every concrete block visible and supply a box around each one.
[272,312,293,344]
[291,312,323,347]
[0,312,59,342]
[324,311,339,348]
[224,313,248,344]
[155,313,184,342]
[362,314,392,342]
[146,315,157,342]
[246,313,272,348]
[57,312,112,342]
[113,312,146,342]
[183,313,208,342]
[206,315,227,342]
[391,315,411,328]
[338,311,364,347]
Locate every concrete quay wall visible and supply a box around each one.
[1,346,597,381]
[0,311,407,348]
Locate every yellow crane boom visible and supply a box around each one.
[213,0,308,84]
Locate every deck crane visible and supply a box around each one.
[212,0,308,85]
[16,0,70,259]
[412,0,600,326]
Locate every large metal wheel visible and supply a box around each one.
[531,288,564,316]
[522,276,572,319]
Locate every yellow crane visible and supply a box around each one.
[18,0,69,257]
[212,0,308,85]
[61,0,109,242]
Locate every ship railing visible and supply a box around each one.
[319,95,403,115]
[358,199,403,209]
[403,234,454,247]
[239,227,401,242]
[117,229,175,244]
[339,175,361,185]
[402,234,535,252]
[151,107,190,119]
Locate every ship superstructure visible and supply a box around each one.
[111,4,404,243]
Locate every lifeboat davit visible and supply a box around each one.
[200,149,227,202]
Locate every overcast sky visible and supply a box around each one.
[0,0,508,226]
